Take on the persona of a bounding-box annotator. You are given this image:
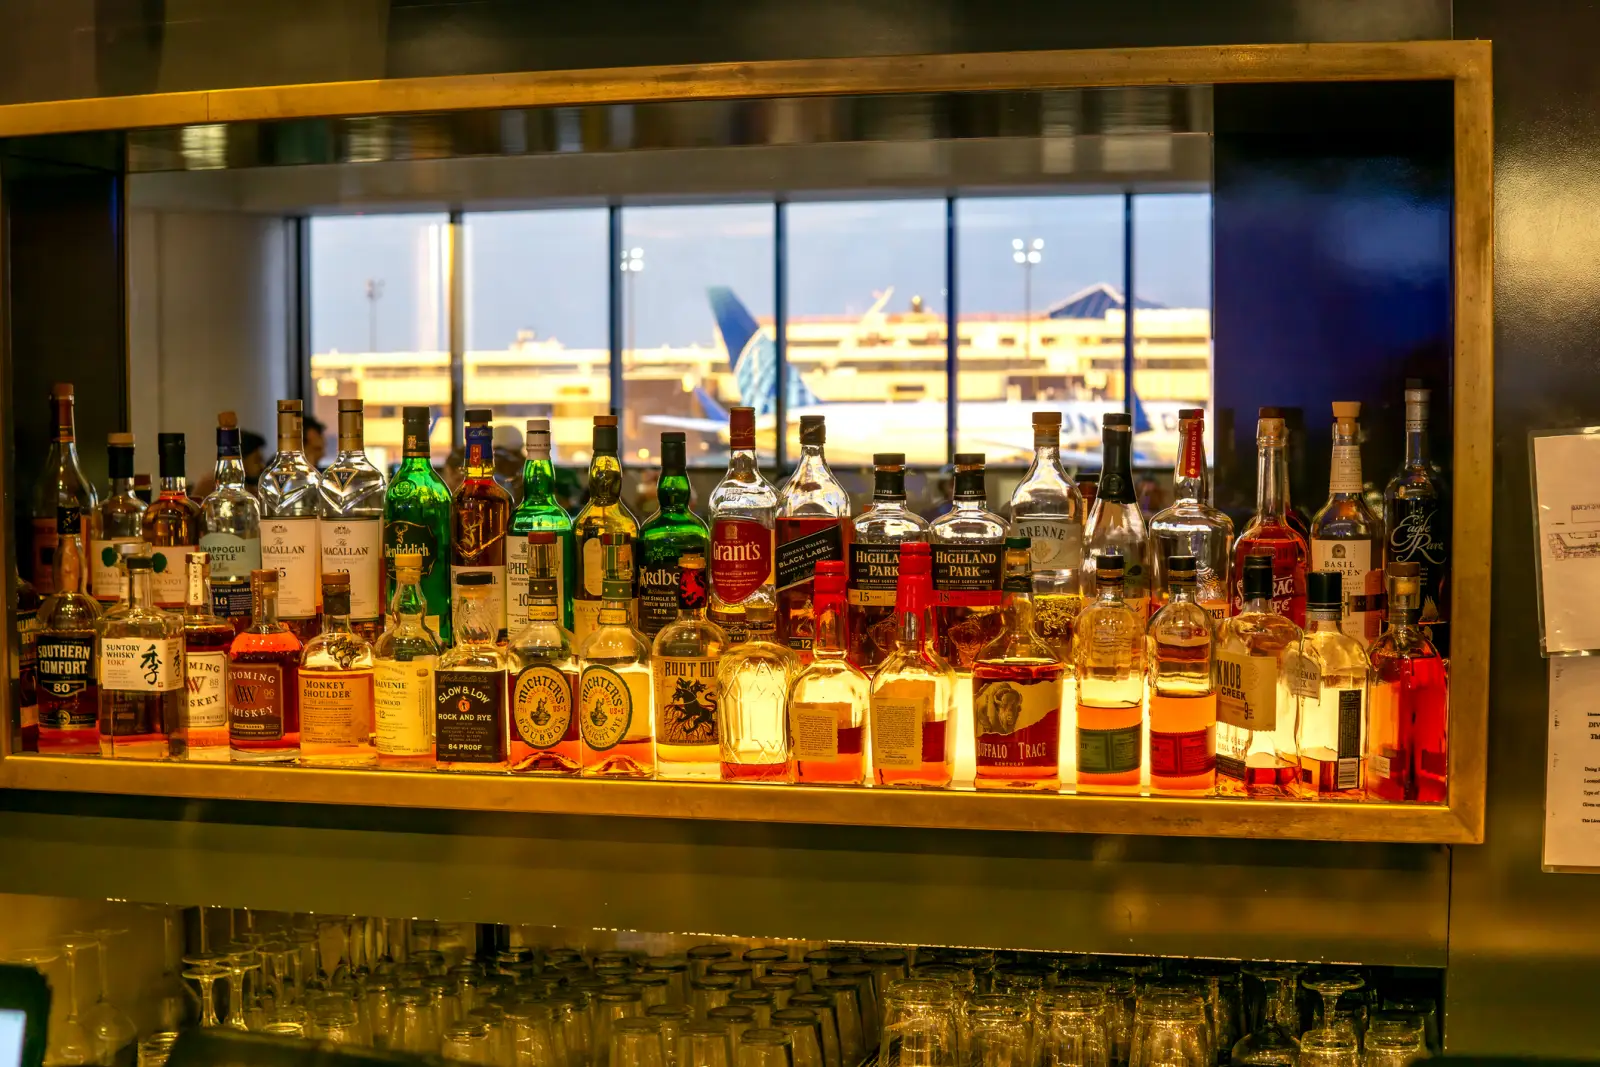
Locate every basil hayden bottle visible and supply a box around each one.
[847,453,929,673]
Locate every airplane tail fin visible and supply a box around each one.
[708,286,761,371]
[695,387,730,424]
[1130,389,1154,435]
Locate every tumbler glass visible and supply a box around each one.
[878,979,960,1067]
[1037,989,1110,1067]
[770,1007,825,1067]
[693,978,742,1022]
[1298,1029,1361,1067]
[1362,1030,1426,1067]
[595,986,646,1067]
[968,1008,1033,1067]
[810,981,863,1067]
[443,1022,494,1065]
[678,1022,735,1067]
[1127,993,1209,1067]
[393,987,439,1055]
[647,1005,693,1067]
[786,993,842,1067]
[737,1028,796,1067]
[611,1018,668,1067]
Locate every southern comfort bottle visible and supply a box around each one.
[869,542,954,788]
[36,507,101,755]
[776,415,851,658]
[709,406,777,644]
[848,453,929,674]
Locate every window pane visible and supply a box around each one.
[1133,193,1213,474]
[785,200,949,467]
[954,195,1126,469]
[310,213,450,467]
[619,204,775,467]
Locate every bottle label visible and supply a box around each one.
[198,532,261,584]
[847,543,901,607]
[384,519,441,579]
[1329,445,1363,494]
[1310,539,1375,642]
[711,519,774,604]
[229,664,286,739]
[652,656,720,745]
[580,536,632,596]
[435,668,508,763]
[1012,519,1084,573]
[973,676,1061,769]
[1289,653,1322,700]
[579,664,635,752]
[1301,687,1364,793]
[871,681,932,770]
[149,545,198,608]
[1077,719,1142,774]
[790,701,849,761]
[37,634,95,703]
[300,669,375,744]
[1216,650,1278,731]
[90,537,140,603]
[321,518,384,620]
[450,565,508,637]
[262,518,320,617]
[637,563,682,637]
[184,650,228,730]
[1201,599,1230,622]
[513,665,574,750]
[100,636,183,692]
[212,583,253,621]
[375,657,436,756]
[1150,723,1217,777]
[776,521,845,591]
[931,542,1005,607]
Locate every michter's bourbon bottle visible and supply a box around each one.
[508,534,580,775]
[848,454,929,674]
[930,453,1007,670]
[637,431,709,641]
[776,415,852,658]
[709,407,777,644]
[1232,408,1309,626]
[1383,382,1449,657]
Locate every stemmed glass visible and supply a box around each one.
[49,936,99,1067]
[181,959,227,1030]
[1229,965,1301,1067]
[78,929,137,1065]
[1302,970,1366,1039]
[139,907,188,1036]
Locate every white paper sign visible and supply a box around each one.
[1543,656,1600,870]
[1534,431,1600,654]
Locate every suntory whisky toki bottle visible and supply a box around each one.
[1214,553,1302,798]
[508,534,580,775]
[776,415,852,658]
[651,550,726,781]
[97,551,185,759]
[848,453,929,675]
[709,406,778,644]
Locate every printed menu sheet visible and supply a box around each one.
[1533,431,1600,654]
[1543,656,1600,870]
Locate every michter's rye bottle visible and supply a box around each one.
[436,572,511,772]
[141,433,202,611]
[577,536,654,778]
[451,409,513,643]
[374,552,442,771]
[97,552,185,759]
[508,534,580,775]
[32,383,98,595]
[709,407,778,644]
[198,413,261,631]
[637,431,709,641]
[848,453,929,674]
[1311,402,1384,644]
[1214,553,1302,798]
[37,507,101,755]
[1007,412,1086,660]
[1146,554,1218,796]
[930,453,1007,670]
[869,542,955,788]
[1084,414,1151,623]
[1366,561,1448,803]
[319,398,388,643]
[1149,409,1233,621]
[573,415,640,648]
[1383,382,1449,657]
[93,433,146,608]
[258,400,324,643]
[1232,408,1309,626]
[384,406,453,642]
[509,419,577,633]
[180,552,234,762]
[228,569,304,763]
[1072,552,1144,794]
[776,415,851,658]
[651,550,726,780]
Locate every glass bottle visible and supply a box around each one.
[139,433,202,611]
[1146,554,1217,796]
[452,408,513,643]
[1232,408,1309,626]
[971,536,1066,792]
[509,418,577,633]
[1229,965,1301,1067]
[37,506,102,755]
[384,405,454,643]
[717,601,796,781]
[180,552,234,762]
[577,536,654,778]
[96,552,185,759]
[929,453,1007,671]
[14,567,41,753]
[92,433,145,609]
[1310,402,1384,645]
[637,431,710,642]
[776,415,852,658]
[1071,552,1144,794]
[848,453,930,674]
[228,569,303,763]
[374,551,441,771]
[1214,553,1301,798]
[1383,383,1450,657]
[436,572,511,772]
[32,383,98,596]
[508,533,580,775]
[1296,571,1367,800]
[319,398,388,644]
[258,400,324,644]
[869,542,955,788]
[198,413,262,633]
[1148,408,1233,621]
[710,406,778,645]
[651,550,726,780]
[788,560,870,785]
[573,415,640,648]
[1366,562,1448,803]
[1083,414,1152,623]
[298,572,377,768]
[1007,411,1087,662]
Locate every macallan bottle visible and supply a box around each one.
[637,431,710,641]
[141,433,202,611]
[1232,408,1309,626]
[1366,562,1448,803]
[1296,570,1368,800]
[374,552,441,771]
[97,552,185,759]
[228,569,304,763]
[1311,402,1384,645]
[32,383,98,595]
[652,550,726,780]
[1071,552,1144,794]
[319,398,388,644]
[1383,383,1450,656]
[1146,554,1217,796]
[180,552,235,762]
[869,542,955,788]
[577,536,654,778]
[1008,411,1087,662]
[1148,409,1233,621]
[436,572,511,772]
[384,406,454,643]
[299,571,377,768]
[776,415,851,658]
[509,418,577,633]
[848,454,930,674]
[198,413,261,633]
[1214,553,1301,798]
[92,433,145,608]
[1084,414,1151,623]
[36,507,101,755]
[930,453,1007,671]
[573,415,640,647]
[788,560,870,785]
[717,601,797,781]
[451,408,513,643]
[508,534,580,775]
[709,406,778,644]
[259,400,324,643]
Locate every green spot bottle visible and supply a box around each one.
[383,406,453,644]
[637,432,711,641]
[510,419,577,633]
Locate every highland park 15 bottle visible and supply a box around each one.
[930,454,1007,671]
[848,453,929,673]
[776,415,851,658]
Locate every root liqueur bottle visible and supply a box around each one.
[577,536,654,778]
[1232,408,1309,626]
[788,561,869,784]
[141,434,202,610]
[651,550,726,780]
[508,534,580,775]
[32,384,98,595]
[930,454,1007,670]
[709,407,777,644]
[1311,402,1383,644]
[228,569,303,763]
[180,552,234,762]
[259,400,324,643]
[573,415,639,648]
[1214,553,1302,798]
[1007,412,1087,662]
[97,552,185,759]
[869,542,955,788]
[198,413,261,632]
[637,431,709,642]
[1383,383,1449,657]
[1149,409,1233,622]
[36,507,101,755]
[384,407,453,642]
[1146,555,1217,796]
[1072,553,1144,794]
[776,415,851,658]
[848,454,929,674]
[436,572,511,772]
[92,433,145,608]
[1366,561,1448,803]
[1084,415,1151,623]
[510,419,577,633]
[452,409,513,643]
[319,399,388,643]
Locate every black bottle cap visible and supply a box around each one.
[953,453,985,467]
[1241,553,1275,600]
[593,416,619,456]
[465,408,493,424]
[456,571,493,586]
[799,415,825,446]
[874,453,906,467]
[107,433,135,478]
[1166,554,1197,580]
[1103,413,1132,428]
[403,406,429,430]
[1005,536,1030,551]
[660,431,686,470]
[1097,552,1125,576]
[1307,570,1343,610]
[157,432,185,477]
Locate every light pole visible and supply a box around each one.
[364,277,386,352]
[1012,237,1043,361]
[621,246,644,364]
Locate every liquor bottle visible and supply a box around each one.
[1084,414,1152,623]
[637,431,710,642]
[298,571,377,768]
[1148,409,1233,621]
[787,560,869,785]
[573,415,640,648]
[1296,571,1367,799]
[92,433,145,608]
[577,535,654,778]
[36,507,101,755]
[776,415,851,658]
[709,406,778,644]
[319,398,387,644]
[1366,561,1448,803]
[1310,402,1384,645]
[31,383,98,595]
[384,406,453,643]
[651,549,726,780]
[435,572,511,772]
[133,476,153,506]
[96,551,185,759]
[198,413,261,632]
[509,418,577,633]
[1232,408,1309,626]
[452,408,513,643]
[1071,552,1144,794]
[848,453,930,674]
[1214,553,1301,798]
[140,433,202,611]
[1077,475,1099,513]
[1008,411,1087,661]
[1383,383,1449,657]
[373,551,441,771]
[259,400,324,643]
[717,601,796,781]
[869,542,955,788]
[1146,554,1217,796]
[930,453,1007,670]
[508,533,579,775]
[179,552,234,762]
[15,567,42,753]
[228,569,303,763]
[971,537,1066,792]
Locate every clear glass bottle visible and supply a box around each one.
[96,552,185,759]
[198,412,262,633]
[1145,554,1217,796]
[180,552,235,762]
[374,552,440,771]
[638,431,710,641]
[32,383,99,596]
[452,408,514,644]
[776,415,852,658]
[384,406,454,643]
[509,418,577,634]
[869,542,955,788]
[258,400,324,644]
[787,560,870,785]
[1296,571,1368,800]
[1311,402,1384,645]
[710,406,778,644]
[1383,382,1450,657]
[1366,562,1448,803]
[1148,409,1233,622]
[436,572,511,772]
[652,550,727,781]
[1083,414,1151,623]
[508,533,580,775]
[319,398,388,644]
[36,506,102,755]
[1071,552,1145,794]
[573,415,640,647]
[1215,553,1302,798]
[228,569,303,763]
[91,433,145,609]
[1232,408,1309,626]
[140,433,202,611]
[971,537,1066,792]
[717,601,796,781]
[577,535,654,778]
[298,571,377,768]
[848,453,930,675]
[930,453,1007,671]
[1229,965,1301,1067]
[1007,411,1087,663]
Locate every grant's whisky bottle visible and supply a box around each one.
[709,407,777,644]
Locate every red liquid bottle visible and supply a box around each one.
[1366,562,1448,803]
[228,568,304,763]
[1232,408,1308,626]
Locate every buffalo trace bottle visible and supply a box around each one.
[717,601,797,781]
[1084,414,1151,623]
[1149,409,1233,622]
[1214,553,1301,798]
[971,537,1066,792]
[1145,554,1217,796]
[788,561,870,784]
[298,571,377,768]
[508,534,580,775]
[198,413,261,632]
[92,433,145,608]
[1366,561,1448,803]
[1071,552,1144,794]
[97,552,185,759]
[848,454,929,674]
[1007,412,1086,662]
[709,406,778,644]
[869,542,955,788]
[1383,382,1450,657]
[577,536,654,778]
[1232,408,1309,626]
[573,415,639,647]
[259,400,324,643]
[36,507,101,755]
[509,418,577,633]
[451,408,513,643]
[930,454,1007,671]
[435,572,511,772]
[180,552,234,762]
[1295,570,1368,799]
[319,398,388,643]
[637,431,710,642]
[373,552,441,770]
[33,383,98,596]
[383,406,453,642]
[1310,402,1384,645]
[776,415,852,658]
[651,550,726,780]
[141,433,202,611]
[228,569,303,763]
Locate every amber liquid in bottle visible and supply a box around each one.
[228,569,304,763]
[452,410,513,642]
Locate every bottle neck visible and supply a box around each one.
[1002,584,1036,635]
[813,596,846,657]
[1330,423,1363,497]
[456,592,496,644]
[897,578,932,648]
[1174,421,1207,504]
[1307,609,1342,631]
[1167,581,1196,604]
[953,470,986,504]
[252,586,281,631]
[794,444,830,484]
[1255,441,1291,519]
[160,474,188,499]
[465,426,494,479]
[1030,429,1065,480]
[56,522,86,595]
[52,399,76,445]
[1097,578,1125,603]
[1098,431,1135,504]
[657,466,692,512]
[588,451,622,505]
[185,567,213,616]
[338,410,366,457]
[873,469,907,504]
[129,570,156,612]
[522,454,559,506]
[276,411,303,457]
[322,602,355,635]
[1242,589,1273,615]
[725,445,760,482]
[214,443,245,490]
[393,575,429,620]
[1405,426,1428,467]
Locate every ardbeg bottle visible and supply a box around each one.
[637,431,709,641]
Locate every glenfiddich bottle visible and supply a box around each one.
[573,415,640,648]
[637,431,709,641]
[929,453,1007,670]
[709,407,777,644]
[1383,382,1449,657]
[258,400,324,643]
[451,409,513,643]
[848,454,929,674]
[509,418,577,633]
[319,398,388,643]
[776,415,851,657]
[384,406,453,642]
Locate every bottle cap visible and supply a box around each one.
[1307,570,1343,609]
[1178,408,1204,420]
[108,432,135,447]
[593,416,619,454]
[1103,413,1131,428]
[1005,536,1031,551]
[157,433,185,475]
[321,571,351,589]
[1241,553,1275,600]
[278,399,302,413]
[898,541,932,576]
[1032,412,1061,428]
[1258,406,1283,419]
[186,551,210,566]
[1095,553,1125,581]
[526,417,549,435]
[799,415,825,445]
[814,560,846,596]
[528,532,556,545]
[1166,554,1197,580]
[953,452,985,467]
[339,398,363,413]
[661,431,687,469]
[729,406,756,447]
[126,555,154,571]
[1331,401,1361,420]
[874,453,906,467]
[394,552,422,569]
[456,571,493,586]
[51,383,74,399]
[466,408,493,424]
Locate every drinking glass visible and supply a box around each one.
[611,1018,668,1067]
[708,964,756,992]
[221,945,261,1031]
[879,979,960,1067]
[991,968,1048,998]
[911,965,974,1002]
[1127,993,1209,1067]
[737,1029,795,1067]
[1038,989,1110,1067]
[864,951,909,1003]
[552,994,593,1067]
[729,991,774,1029]
[968,1008,1033,1067]
[644,960,692,1004]
[510,1002,568,1067]
[768,965,813,996]
[262,1003,309,1038]
[139,907,189,1035]
[1302,971,1365,1039]
[1362,1031,1426,1067]
[693,978,741,1021]
[744,950,790,980]
[678,1022,735,1067]
[52,937,97,1066]
[135,1033,178,1067]
[810,981,863,1067]
[444,1021,495,1064]
[708,1007,757,1053]
[803,952,849,985]
[785,995,841,1067]
[769,1007,824,1067]
[647,1005,692,1067]
[1366,1011,1427,1048]
[308,998,365,1046]
[180,961,226,1031]
[1299,1029,1361,1067]
[828,966,879,1042]
[595,986,646,1066]
[753,977,797,1012]
[1230,967,1300,1067]
[689,948,736,984]
[394,987,439,1054]
[1380,999,1439,1055]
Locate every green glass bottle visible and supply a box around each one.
[572,415,639,648]
[510,418,577,633]
[637,431,710,641]
[383,406,453,643]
